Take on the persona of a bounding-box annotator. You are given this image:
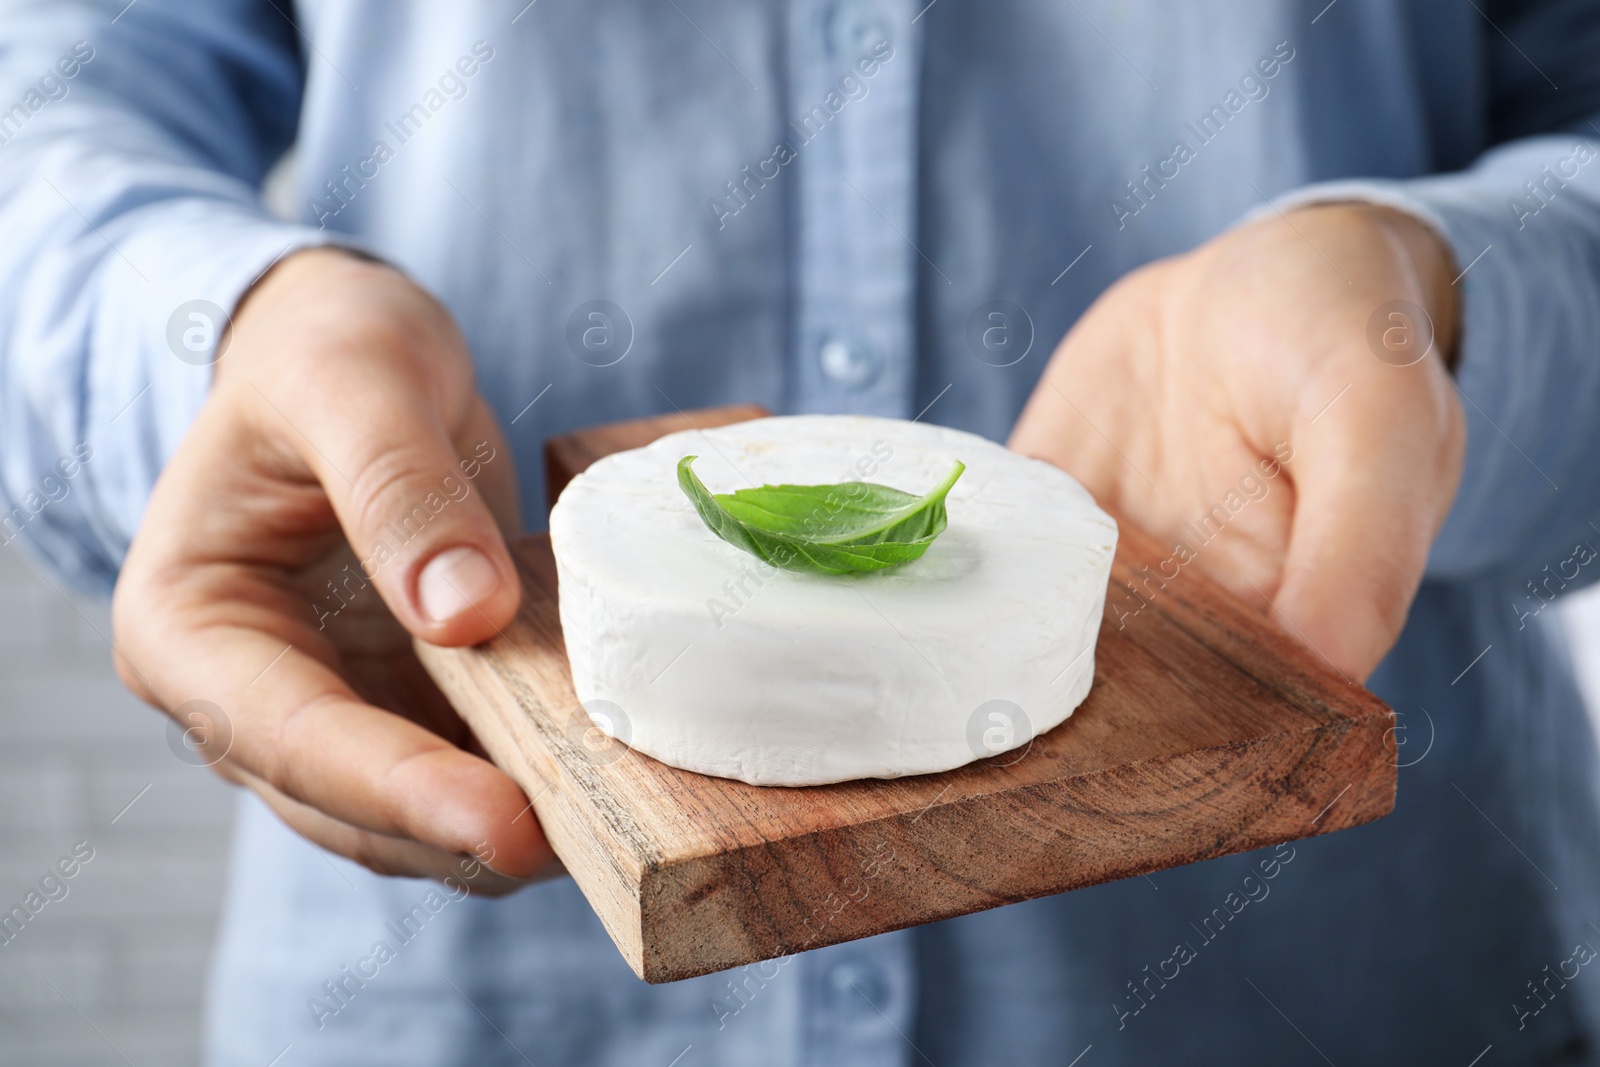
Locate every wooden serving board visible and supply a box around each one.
[415,405,1395,983]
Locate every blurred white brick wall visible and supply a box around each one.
[0,545,234,1067]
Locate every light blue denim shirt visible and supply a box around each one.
[4,1,1600,1064]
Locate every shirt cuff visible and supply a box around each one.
[79,205,369,584]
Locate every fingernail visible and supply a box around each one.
[419,546,500,624]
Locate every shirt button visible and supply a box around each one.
[823,960,889,1016]
[828,0,890,61]
[818,337,882,389]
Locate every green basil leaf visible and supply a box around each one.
[676,455,965,575]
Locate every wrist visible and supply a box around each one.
[1367,205,1460,369]
[231,246,387,321]
[1289,203,1462,370]
[217,247,422,386]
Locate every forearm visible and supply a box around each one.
[0,1,349,589]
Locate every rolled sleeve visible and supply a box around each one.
[0,1,360,592]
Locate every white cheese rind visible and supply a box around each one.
[548,415,1117,786]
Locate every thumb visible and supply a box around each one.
[298,388,521,647]
[1272,382,1462,682]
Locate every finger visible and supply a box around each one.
[238,321,520,648]
[117,561,554,880]
[240,629,553,877]
[231,765,547,895]
[322,405,518,646]
[1272,367,1463,681]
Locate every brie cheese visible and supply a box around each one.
[548,415,1117,786]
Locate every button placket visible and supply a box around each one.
[798,936,919,1067]
[823,958,891,1016]
[787,0,921,416]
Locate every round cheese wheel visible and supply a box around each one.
[548,415,1117,786]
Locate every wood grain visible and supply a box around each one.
[416,405,1396,983]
